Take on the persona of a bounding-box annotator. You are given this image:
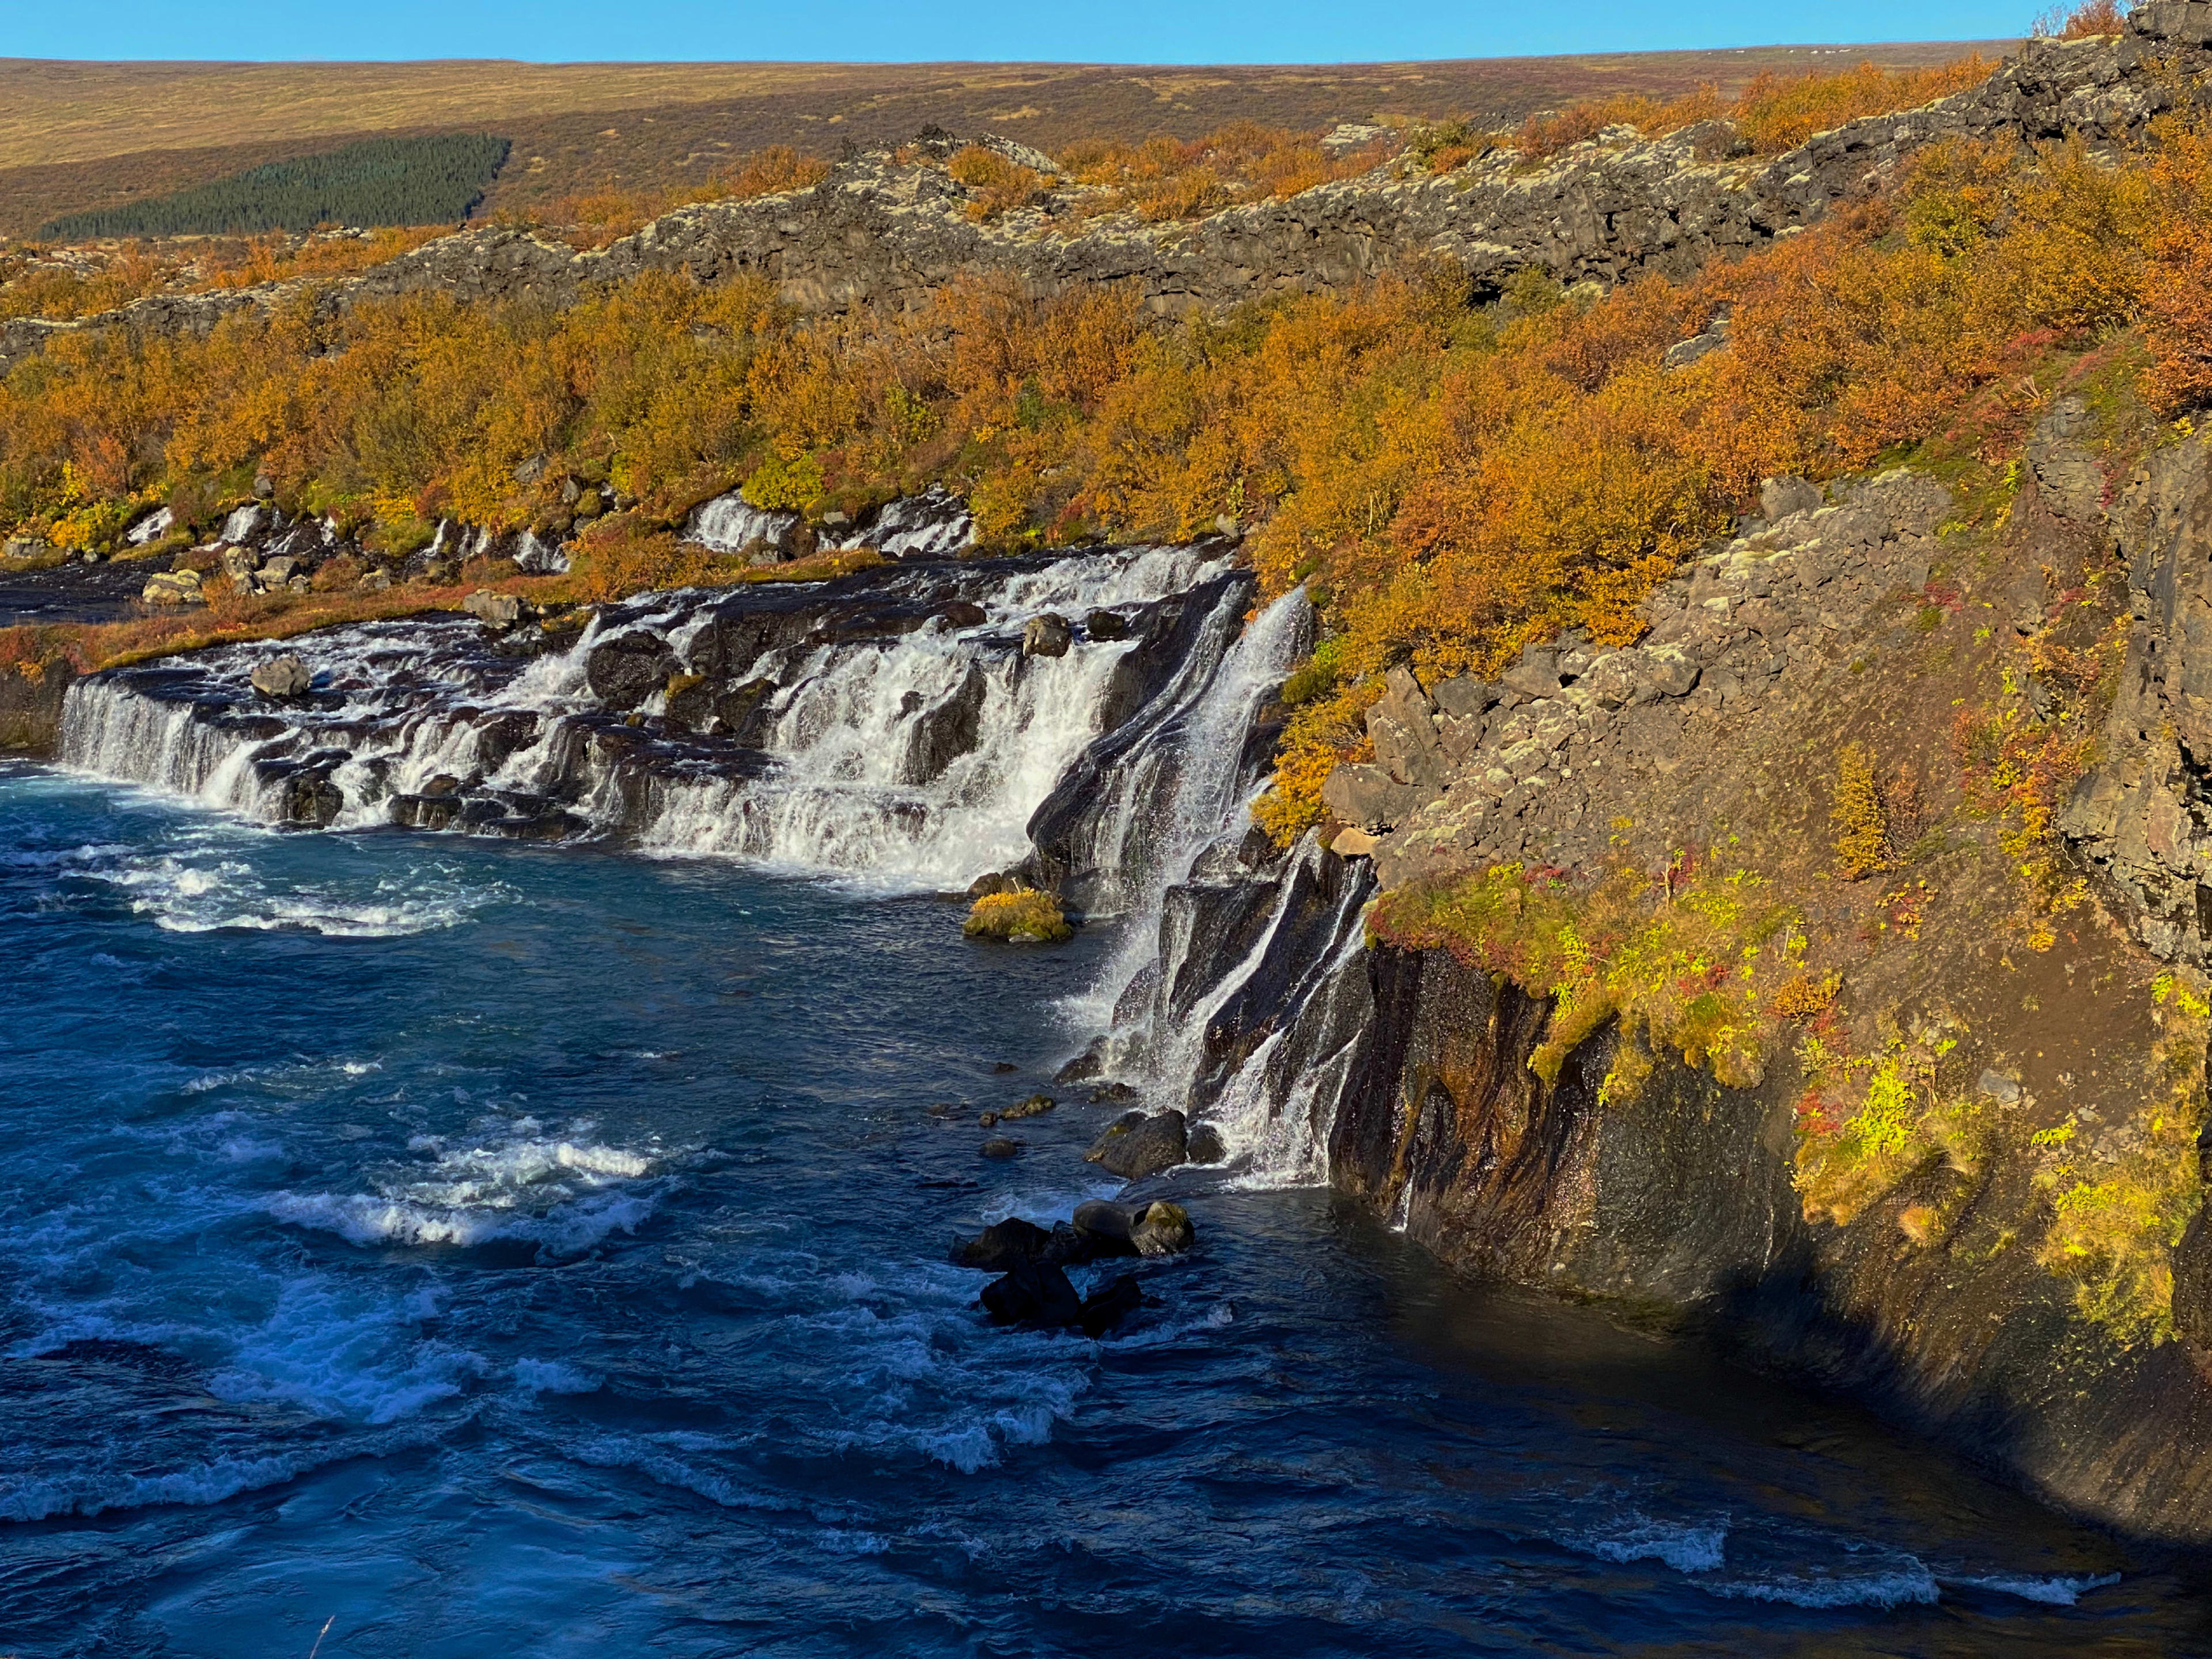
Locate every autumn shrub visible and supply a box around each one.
[946,146,1048,221]
[1513,55,1988,162]
[1058,121,1378,222]
[714,145,831,200]
[1831,743,1891,879]
[963,889,1073,943]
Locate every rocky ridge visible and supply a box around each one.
[0,20,2193,377]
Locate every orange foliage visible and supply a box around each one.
[1059,121,1381,222]
[1515,54,1991,161]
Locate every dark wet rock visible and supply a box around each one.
[978,1111,999,1127]
[927,1101,963,1119]
[1088,1081,1137,1104]
[585,628,681,711]
[1054,1046,1104,1084]
[1187,1123,1226,1164]
[1130,1200,1196,1257]
[1078,1273,1145,1338]
[1085,1109,1188,1180]
[999,1093,1055,1120]
[979,1257,1083,1328]
[1071,1199,1142,1256]
[1084,608,1130,641]
[989,1060,1020,1074]
[953,1217,1053,1272]
[249,654,311,699]
[979,1137,1023,1159]
[900,660,986,785]
[937,600,988,629]
[1022,612,1072,658]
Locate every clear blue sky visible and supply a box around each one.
[22,1,2032,63]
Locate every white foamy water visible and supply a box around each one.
[57,545,1244,896]
[267,1125,666,1255]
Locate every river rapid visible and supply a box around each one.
[2,766,2203,1656]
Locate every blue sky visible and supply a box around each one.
[26,2,2032,63]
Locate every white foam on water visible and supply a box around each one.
[267,1130,665,1255]
[514,1358,601,1395]
[1707,1566,1941,1609]
[1572,1513,1729,1574]
[205,1274,488,1425]
[0,1430,435,1524]
[1942,1571,2123,1606]
[97,847,504,937]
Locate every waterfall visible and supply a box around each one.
[55,546,1241,896]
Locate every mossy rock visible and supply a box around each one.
[964,889,1073,944]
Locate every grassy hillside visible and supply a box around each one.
[0,45,2012,238]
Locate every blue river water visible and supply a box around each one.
[1,758,2205,1657]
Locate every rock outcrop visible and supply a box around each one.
[1338,467,1956,889]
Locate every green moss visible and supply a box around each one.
[963,889,1074,945]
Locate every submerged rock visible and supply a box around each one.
[979,1137,1023,1160]
[1085,1109,1189,1180]
[999,1093,1055,1120]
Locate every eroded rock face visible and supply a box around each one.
[2062,430,2212,963]
[1335,468,1955,887]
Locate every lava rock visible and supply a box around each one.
[1071,1199,1142,1256]
[250,654,312,698]
[979,1257,1084,1328]
[979,1137,1023,1160]
[1022,613,1073,658]
[953,1217,1053,1272]
[1085,1109,1188,1180]
[1078,1273,1145,1338]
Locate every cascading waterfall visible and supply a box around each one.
[55,546,1240,895]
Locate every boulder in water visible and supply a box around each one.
[979,1137,1023,1159]
[250,654,312,698]
[938,600,988,630]
[1084,608,1130,641]
[980,1257,1084,1328]
[999,1093,1055,1120]
[1022,613,1072,658]
[1085,1109,1189,1180]
[1075,1197,1196,1258]
[1187,1123,1227,1164]
[1131,1200,1196,1257]
[964,889,1074,944]
[1088,1081,1137,1104]
[1078,1273,1145,1338]
[953,1217,1054,1271]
